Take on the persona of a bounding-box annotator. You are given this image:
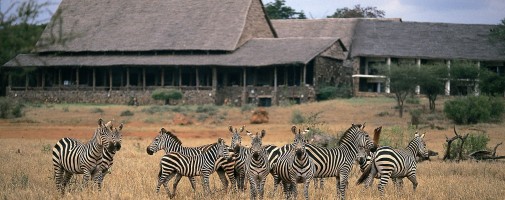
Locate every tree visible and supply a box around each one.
[377,63,419,118]
[479,68,505,96]
[449,60,480,96]
[151,89,183,105]
[418,64,447,111]
[327,4,385,18]
[490,18,505,53]
[264,0,306,19]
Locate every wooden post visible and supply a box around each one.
[161,67,165,87]
[109,68,113,91]
[126,67,129,91]
[303,64,307,85]
[59,68,62,90]
[142,67,146,91]
[386,57,392,93]
[196,68,199,90]
[178,67,182,89]
[25,73,29,91]
[445,60,451,96]
[415,58,421,95]
[76,68,79,89]
[242,67,247,105]
[284,67,288,85]
[212,67,217,91]
[92,68,96,91]
[274,66,278,106]
[7,72,12,87]
[41,69,45,89]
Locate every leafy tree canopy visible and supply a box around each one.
[327,4,385,18]
[264,0,306,19]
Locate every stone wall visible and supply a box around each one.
[314,56,352,88]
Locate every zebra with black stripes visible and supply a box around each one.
[92,123,123,190]
[227,125,249,191]
[274,125,315,200]
[52,118,115,194]
[357,132,429,196]
[156,138,230,198]
[244,130,270,200]
[146,128,236,192]
[303,123,376,200]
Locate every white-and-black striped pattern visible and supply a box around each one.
[304,123,376,200]
[274,126,315,200]
[156,138,230,198]
[93,123,123,190]
[357,133,429,196]
[52,119,115,194]
[244,130,269,200]
[146,128,236,192]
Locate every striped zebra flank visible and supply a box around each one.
[357,132,429,196]
[146,128,236,192]
[156,138,230,198]
[303,123,377,200]
[274,125,315,200]
[244,130,270,200]
[92,123,123,190]
[52,118,116,194]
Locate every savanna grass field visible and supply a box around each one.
[1,97,505,199]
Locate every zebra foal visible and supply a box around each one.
[357,132,429,196]
[92,123,123,189]
[52,118,116,194]
[156,138,230,199]
[244,130,270,200]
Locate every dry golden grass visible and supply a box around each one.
[1,97,505,199]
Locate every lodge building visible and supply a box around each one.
[3,0,505,105]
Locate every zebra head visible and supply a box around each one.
[247,129,266,160]
[109,123,123,153]
[413,132,429,159]
[343,123,377,153]
[95,119,115,153]
[216,138,230,159]
[229,125,245,153]
[146,128,175,155]
[291,125,308,158]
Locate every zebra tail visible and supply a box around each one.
[356,162,373,185]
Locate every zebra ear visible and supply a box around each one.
[228,125,233,133]
[260,130,266,138]
[118,123,124,131]
[421,133,425,138]
[414,131,419,137]
[160,128,167,134]
[98,118,104,126]
[240,125,245,133]
[218,138,224,144]
[246,131,253,137]
[362,122,366,130]
[291,125,297,134]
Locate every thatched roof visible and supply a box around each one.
[6,38,342,67]
[36,0,274,52]
[351,20,505,61]
[272,18,402,50]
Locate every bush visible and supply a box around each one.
[120,110,134,116]
[151,89,183,105]
[196,104,218,115]
[91,108,104,113]
[241,104,256,113]
[0,98,24,119]
[444,96,504,124]
[316,85,352,101]
[291,110,305,124]
[445,133,490,159]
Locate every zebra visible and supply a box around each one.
[227,125,249,191]
[356,132,429,196]
[156,138,230,198]
[301,123,376,200]
[92,123,123,190]
[146,128,237,192]
[274,125,315,200]
[52,118,115,194]
[244,130,270,200]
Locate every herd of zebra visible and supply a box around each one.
[51,118,430,200]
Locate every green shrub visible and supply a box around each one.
[91,107,104,113]
[151,89,183,105]
[316,85,352,101]
[0,97,24,119]
[410,109,422,127]
[241,104,256,113]
[120,110,134,116]
[444,96,504,124]
[291,110,305,124]
[196,104,218,115]
[406,96,420,104]
[445,133,490,159]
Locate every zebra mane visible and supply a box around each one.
[338,124,363,146]
[161,129,182,145]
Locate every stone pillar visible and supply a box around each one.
[274,66,278,106]
[41,69,45,89]
[126,67,129,91]
[303,64,307,85]
[445,60,451,96]
[58,68,62,90]
[352,58,360,95]
[109,68,113,91]
[142,67,146,91]
[76,68,79,89]
[212,67,217,91]
[92,68,96,91]
[25,74,28,91]
[195,68,199,90]
[161,68,165,87]
[242,67,247,105]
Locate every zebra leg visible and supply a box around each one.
[259,177,266,200]
[170,173,183,199]
[54,164,65,194]
[216,168,229,192]
[319,178,325,189]
[406,174,418,191]
[60,171,73,194]
[249,177,257,200]
[223,164,238,192]
[270,172,281,197]
[291,182,298,200]
[304,179,311,200]
[393,178,404,190]
[281,181,290,200]
[202,174,211,195]
[188,176,197,191]
[378,173,392,196]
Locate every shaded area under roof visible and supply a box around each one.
[6,38,342,67]
[272,18,402,50]
[351,20,505,61]
[36,0,256,52]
